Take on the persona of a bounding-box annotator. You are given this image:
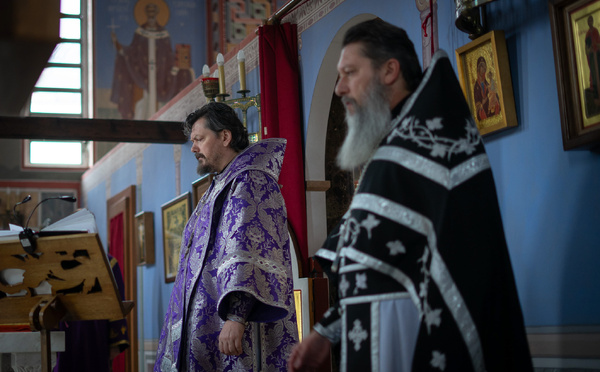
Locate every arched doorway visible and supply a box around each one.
[304,13,378,257]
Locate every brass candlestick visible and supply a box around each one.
[201,78,219,102]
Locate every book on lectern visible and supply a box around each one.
[0,208,97,243]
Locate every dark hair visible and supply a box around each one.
[343,18,423,92]
[477,56,486,69]
[183,102,249,152]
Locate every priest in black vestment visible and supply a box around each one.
[288,19,532,372]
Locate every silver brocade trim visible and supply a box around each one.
[339,262,368,274]
[217,253,289,281]
[372,146,490,190]
[160,356,177,372]
[314,248,337,261]
[371,301,380,372]
[219,138,286,187]
[339,291,412,306]
[314,319,342,344]
[341,309,348,372]
[341,248,421,309]
[350,193,484,371]
[216,255,291,311]
[161,316,182,368]
[430,249,484,371]
[172,319,182,344]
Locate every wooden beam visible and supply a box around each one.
[528,332,600,358]
[305,180,331,192]
[0,116,186,144]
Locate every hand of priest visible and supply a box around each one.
[287,331,331,371]
[219,320,245,356]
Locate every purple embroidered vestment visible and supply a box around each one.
[155,139,298,371]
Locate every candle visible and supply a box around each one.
[202,64,210,77]
[237,50,246,91]
[217,53,225,95]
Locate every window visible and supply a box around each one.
[24,140,91,170]
[24,0,91,169]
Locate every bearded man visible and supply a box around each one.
[288,19,532,372]
[155,102,298,371]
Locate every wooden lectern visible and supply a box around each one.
[0,233,134,372]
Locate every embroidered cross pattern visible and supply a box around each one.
[386,240,406,255]
[430,350,446,371]
[360,214,380,239]
[340,274,350,297]
[348,319,368,351]
[353,273,367,295]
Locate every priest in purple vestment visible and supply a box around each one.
[155,102,298,371]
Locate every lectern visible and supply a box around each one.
[0,233,134,372]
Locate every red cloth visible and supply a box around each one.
[0,325,30,332]
[259,23,308,275]
[109,213,126,372]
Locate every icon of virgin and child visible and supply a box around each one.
[473,56,501,121]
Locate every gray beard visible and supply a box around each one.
[196,163,213,176]
[196,156,218,176]
[336,79,392,171]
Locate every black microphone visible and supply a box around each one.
[12,195,32,223]
[19,195,78,254]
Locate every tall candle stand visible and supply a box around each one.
[201,76,261,142]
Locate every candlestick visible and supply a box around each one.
[201,77,219,102]
[237,50,246,91]
[202,64,210,77]
[217,53,226,95]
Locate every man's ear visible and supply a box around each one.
[381,58,402,86]
[220,129,232,147]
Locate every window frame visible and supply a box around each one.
[22,0,92,171]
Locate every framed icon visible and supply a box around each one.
[455,30,518,136]
[550,0,600,150]
[161,192,191,283]
[135,211,154,265]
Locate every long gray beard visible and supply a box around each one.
[336,79,392,171]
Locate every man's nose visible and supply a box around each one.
[335,77,347,97]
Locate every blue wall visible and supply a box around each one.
[482,0,600,326]
[139,144,178,338]
[85,0,600,342]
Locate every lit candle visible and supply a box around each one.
[237,50,246,91]
[217,53,225,95]
[202,64,210,77]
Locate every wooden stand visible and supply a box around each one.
[0,233,134,372]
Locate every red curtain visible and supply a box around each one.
[259,23,308,274]
[109,213,126,372]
